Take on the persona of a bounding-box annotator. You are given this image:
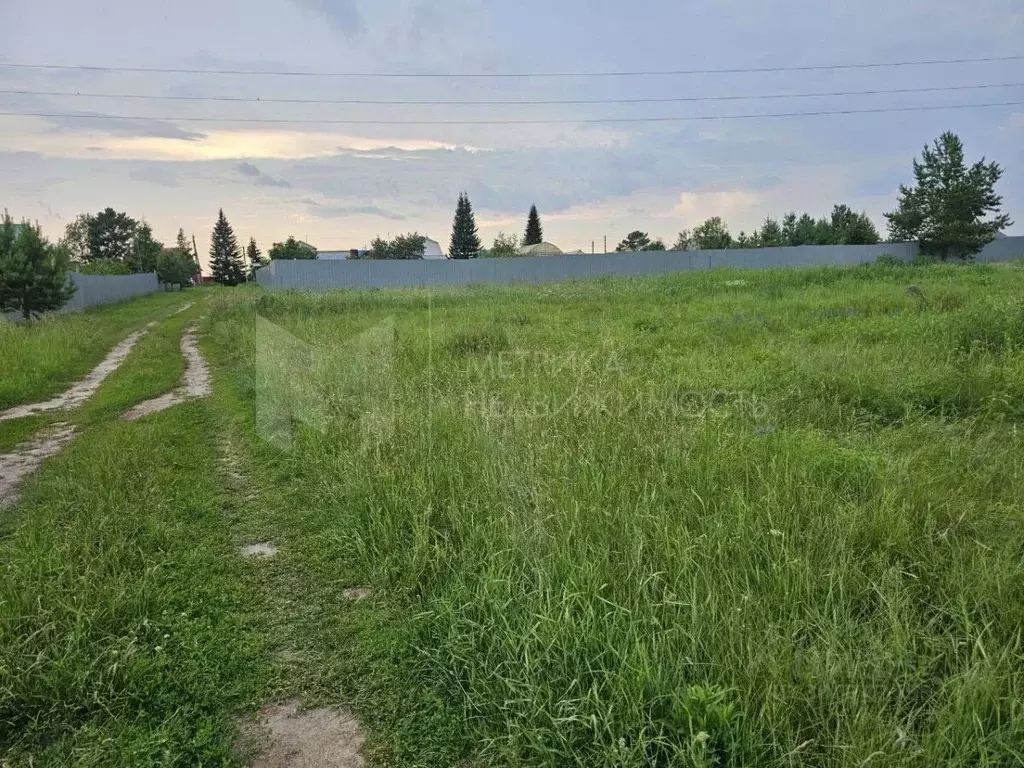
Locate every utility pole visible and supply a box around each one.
[191,234,200,278]
[603,235,607,254]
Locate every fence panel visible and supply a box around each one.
[258,242,925,291]
[64,272,160,313]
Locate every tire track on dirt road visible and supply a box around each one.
[121,322,211,420]
[216,431,370,767]
[0,422,77,508]
[0,301,195,507]
[0,323,156,421]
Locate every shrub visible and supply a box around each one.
[156,248,196,285]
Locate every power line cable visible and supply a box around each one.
[0,55,1020,78]
[0,101,1020,126]
[2,81,1021,106]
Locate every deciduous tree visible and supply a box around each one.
[489,231,520,257]
[366,233,427,259]
[156,248,195,286]
[128,221,163,273]
[673,230,693,251]
[87,208,136,263]
[829,205,880,245]
[61,214,92,263]
[691,217,733,250]
[269,237,317,260]
[616,231,653,252]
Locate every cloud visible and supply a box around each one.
[234,161,291,188]
[235,161,262,177]
[305,199,407,220]
[43,113,206,142]
[289,0,364,36]
[130,165,181,188]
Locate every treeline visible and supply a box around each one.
[615,204,881,253]
[62,206,322,287]
[60,208,201,286]
[208,212,318,284]
[359,200,546,260]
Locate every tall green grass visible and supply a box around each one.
[208,262,1024,766]
[0,403,267,764]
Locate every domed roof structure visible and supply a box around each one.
[516,241,563,256]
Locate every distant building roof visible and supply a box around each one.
[517,241,562,256]
[423,237,445,259]
[315,237,443,260]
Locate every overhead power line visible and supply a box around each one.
[0,101,1020,126]
[2,81,1021,106]
[0,55,1021,78]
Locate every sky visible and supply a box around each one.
[1,0,1022,265]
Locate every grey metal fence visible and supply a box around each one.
[256,242,922,291]
[976,236,1024,262]
[62,272,160,313]
[4,271,160,320]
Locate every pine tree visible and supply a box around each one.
[209,209,245,285]
[0,213,76,320]
[885,132,1011,259]
[523,204,543,246]
[448,192,481,259]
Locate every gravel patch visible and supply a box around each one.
[241,541,278,558]
[242,700,365,768]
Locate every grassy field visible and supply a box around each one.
[0,290,194,411]
[203,261,1023,766]
[2,263,1023,766]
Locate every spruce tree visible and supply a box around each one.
[246,237,264,267]
[448,192,481,259]
[0,213,76,320]
[523,204,543,246]
[209,209,245,285]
